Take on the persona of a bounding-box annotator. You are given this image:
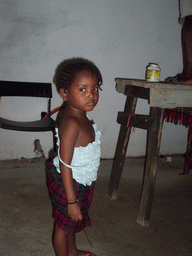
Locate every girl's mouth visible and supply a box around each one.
[87,101,94,106]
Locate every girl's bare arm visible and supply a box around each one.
[59,118,82,221]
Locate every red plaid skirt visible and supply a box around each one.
[46,157,95,233]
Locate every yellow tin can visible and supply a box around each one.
[146,63,160,82]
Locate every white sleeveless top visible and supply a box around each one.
[53,124,101,186]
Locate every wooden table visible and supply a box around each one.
[108,78,192,226]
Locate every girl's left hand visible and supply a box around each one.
[68,203,82,221]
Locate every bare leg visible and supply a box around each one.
[68,232,96,256]
[53,223,96,256]
[53,223,69,256]
[165,15,192,84]
[179,15,192,81]
[68,232,78,256]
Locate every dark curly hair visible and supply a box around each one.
[53,57,103,93]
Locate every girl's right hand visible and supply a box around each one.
[68,203,82,221]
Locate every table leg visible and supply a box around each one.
[108,96,138,199]
[137,107,164,226]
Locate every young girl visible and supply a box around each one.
[47,58,102,256]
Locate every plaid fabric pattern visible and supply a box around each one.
[164,107,192,128]
[164,107,192,174]
[46,155,95,233]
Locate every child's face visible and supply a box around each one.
[61,70,99,113]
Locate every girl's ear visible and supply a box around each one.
[59,88,68,101]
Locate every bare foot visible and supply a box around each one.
[80,251,97,256]
[165,73,192,85]
[68,250,97,256]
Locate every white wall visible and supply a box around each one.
[0,0,188,160]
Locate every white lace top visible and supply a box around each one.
[53,124,101,186]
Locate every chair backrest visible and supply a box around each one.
[0,80,52,98]
[0,80,56,149]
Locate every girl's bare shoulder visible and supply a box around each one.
[59,114,81,137]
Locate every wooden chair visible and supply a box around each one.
[0,80,56,148]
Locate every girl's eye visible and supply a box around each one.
[93,87,99,91]
[80,88,85,92]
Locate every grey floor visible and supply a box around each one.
[0,155,192,256]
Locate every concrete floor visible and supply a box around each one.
[0,155,192,256]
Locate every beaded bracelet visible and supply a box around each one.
[67,199,79,205]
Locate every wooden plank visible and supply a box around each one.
[115,78,192,90]
[115,78,192,108]
[108,96,138,200]
[124,84,149,100]
[117,112,155,130]
[137,107,164,226]
[150,87,192,108]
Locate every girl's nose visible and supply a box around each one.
[88,90,93,98]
